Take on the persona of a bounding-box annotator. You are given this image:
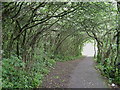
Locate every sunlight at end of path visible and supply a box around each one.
[82,43,97,57]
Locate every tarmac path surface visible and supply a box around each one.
[68,57,108,88]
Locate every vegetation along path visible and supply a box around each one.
[42,57,109,88]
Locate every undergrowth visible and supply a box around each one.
[55,54,82,62]
[95,58,120,86]
[2,55,56,88]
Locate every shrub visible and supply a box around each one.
[2,55,44,88]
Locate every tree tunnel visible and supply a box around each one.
[2,2,120,88]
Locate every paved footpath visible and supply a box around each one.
[68,57,109,88]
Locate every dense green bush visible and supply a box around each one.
[2,55,56,88]
[2,55,28,88]
[96,59,120,85]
